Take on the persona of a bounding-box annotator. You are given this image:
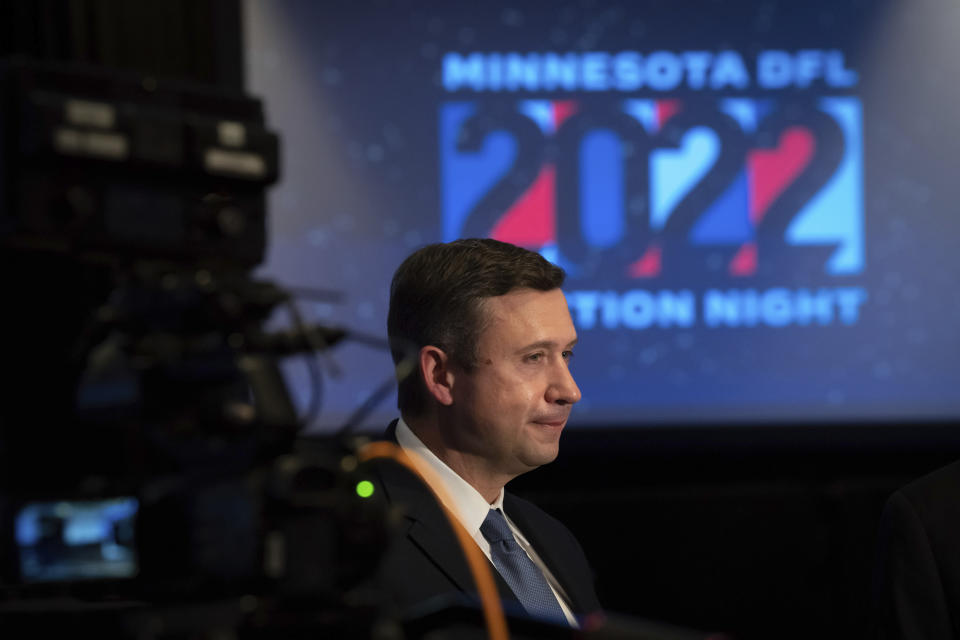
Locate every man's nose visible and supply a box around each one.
[546,360,581,405]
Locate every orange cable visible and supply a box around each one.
[357,440,510,640]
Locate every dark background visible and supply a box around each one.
[4,1,960,639]
[514,423,960,639]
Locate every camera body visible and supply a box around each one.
[0,60,389,636]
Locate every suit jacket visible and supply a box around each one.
[372,420,602,623]
[874,459,960,640]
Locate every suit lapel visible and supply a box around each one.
[394,475,476,591]
[398,474,521,604]
[505,494,590,614]
[376,427,519,603]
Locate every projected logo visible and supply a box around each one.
[440,98,863,282]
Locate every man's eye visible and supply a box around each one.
[526,352,544,362]
[562,350,574,361]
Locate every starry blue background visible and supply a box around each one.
[243,0,960,431]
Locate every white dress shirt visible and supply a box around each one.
[395,417,578,627]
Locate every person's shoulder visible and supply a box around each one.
[898,458,960,506]
[381,418,400,443]
[364,419,428,506]
[884,458,960,536]
[873,463,960,640]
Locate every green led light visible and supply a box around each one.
[355,480,375,499]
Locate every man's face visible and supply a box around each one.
[449,287,581,480]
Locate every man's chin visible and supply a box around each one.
[519,441,561,469]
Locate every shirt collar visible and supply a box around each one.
[395,417,504,536]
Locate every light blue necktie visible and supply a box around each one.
[480,508,567,624]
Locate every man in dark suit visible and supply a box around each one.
[873,459,960,639]
[374,238,601,627]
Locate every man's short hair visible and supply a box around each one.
[388,238,566,416]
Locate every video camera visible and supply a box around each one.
[0,58,392,637]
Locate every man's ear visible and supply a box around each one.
[419,345,455,406]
